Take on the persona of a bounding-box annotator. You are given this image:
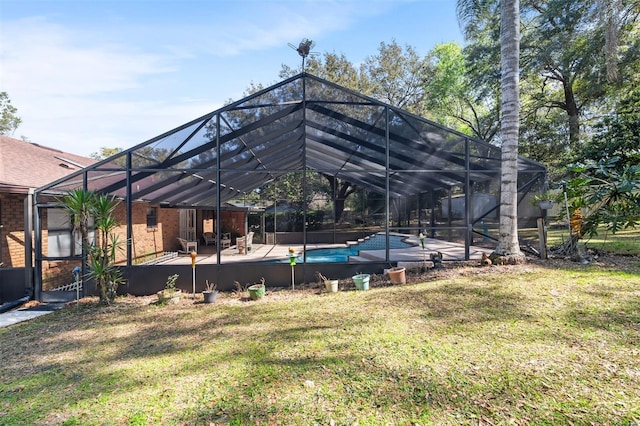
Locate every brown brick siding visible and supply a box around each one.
[123,203,181,264]
[220,211,247,238]
[42,260,81,291]
[1,193,28,268]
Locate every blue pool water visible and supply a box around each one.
[275,234,413,263]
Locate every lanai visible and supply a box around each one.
[31,73,546,296]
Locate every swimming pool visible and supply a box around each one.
[274,234,413,263]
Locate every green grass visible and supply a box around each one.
[519,226,640,255]
[550,227,640,255]
[1,259,639,425]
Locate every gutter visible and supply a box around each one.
[0,295,30,314]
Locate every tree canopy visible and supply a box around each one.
[0,92,22,136]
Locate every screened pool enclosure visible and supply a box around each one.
[31,73,546,297]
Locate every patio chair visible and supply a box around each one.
[235,231,255,254]
[177,237,197,253]
[202,232,216,246]
[245,231,254,252]
[220,233,231,250]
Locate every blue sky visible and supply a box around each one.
[1,0,464,157]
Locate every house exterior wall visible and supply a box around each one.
[40,202,182,291]
[0,193,29,268]
[220,211,247,238]
[0,192,60,294]
[123,203,181,264]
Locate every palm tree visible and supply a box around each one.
[458,0,525,263]
[493,0,525,263]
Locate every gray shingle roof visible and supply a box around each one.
[0,136,95,194]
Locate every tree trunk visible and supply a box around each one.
[324,174,356,223]
[494,0,525,264]
[334,198,346,223]
[563,78,580,151]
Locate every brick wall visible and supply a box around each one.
[126,203,180,263]
[1,195,232,268]
[0,193,28,268]
[42,259,80,290]
[96,202,181,264]
[220,211,247,238]
[0,192,69,290]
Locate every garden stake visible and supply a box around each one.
[190,251,197,299]
[288,249,297,290]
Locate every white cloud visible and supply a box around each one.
[2,17,176,97]
[1,16,199,154]
[16,94,221,155]
[0,1,407,156]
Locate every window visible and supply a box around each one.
[47,208,94,257]
[47,208,73,257]
[147,207,158,230]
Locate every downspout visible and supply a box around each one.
[33,194,43,301]
[0,295,30,314]
[24,188,34,299]
[0,197,3,267]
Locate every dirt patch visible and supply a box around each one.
[19,300,44,309]
[392,252,639,286]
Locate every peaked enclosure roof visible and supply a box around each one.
[38,73,546,204]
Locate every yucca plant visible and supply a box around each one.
[59,189,125,304]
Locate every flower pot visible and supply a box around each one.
[202,290,218,303]
[247,284,265,300]
[388,267,406,285]
[539,200,555,210]
[352,274,370,291]
[157,289,182,304]
[324,279,339,293]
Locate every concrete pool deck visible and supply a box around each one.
[158,235,492,265]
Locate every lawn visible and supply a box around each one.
[1,256,639,425]
[547,227,640,255]
[518,225,640,256]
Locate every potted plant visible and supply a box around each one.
[352,273,370,291]
[317,272,339,293]
[532,193,557,211]
[539,200,555,210]
[202,279,218,303]
[157,274,182,304]
[388,266,406,285]
[247,277,266,300]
